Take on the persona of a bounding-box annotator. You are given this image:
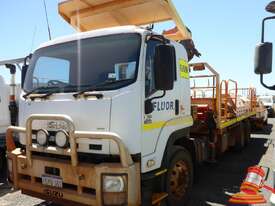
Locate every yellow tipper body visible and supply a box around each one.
[58,0,192,40]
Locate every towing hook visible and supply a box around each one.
[78,174,85,181]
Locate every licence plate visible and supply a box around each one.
[42,175,63,188]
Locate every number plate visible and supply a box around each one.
[42,175,63,188]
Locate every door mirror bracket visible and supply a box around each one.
[145,91,166,114]
[260,74,275,90]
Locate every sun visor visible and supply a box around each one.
[59,0,192,40]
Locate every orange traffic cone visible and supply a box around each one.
[229,166,267,204]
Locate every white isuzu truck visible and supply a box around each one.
[6,1,197,205]
[7,24,195,205]
[6,0,256,205]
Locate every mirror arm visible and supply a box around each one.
[24,53,32,66]
[145,91,166,115]
[148,90,166,102]
[146,34,170,44]
[261,16,275,43]
[260,74,275,90]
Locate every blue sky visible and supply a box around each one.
[0,0,275,94]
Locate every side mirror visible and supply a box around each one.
[21,64,28,88]
[255,42,273,74]
[154,44,176,91]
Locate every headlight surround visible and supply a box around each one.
[102,175,126,193]
[55,130,69,148]
[102,174,128,206]
[36,129,49,146]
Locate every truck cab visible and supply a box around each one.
[7,25,193,206]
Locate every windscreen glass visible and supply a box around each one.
[24,33,141,93]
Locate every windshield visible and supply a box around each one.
[24,33,141,93]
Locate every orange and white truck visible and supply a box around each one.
[6,1,262,205]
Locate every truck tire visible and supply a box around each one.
[163,146,193,206]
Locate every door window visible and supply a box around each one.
[145,40,161,97]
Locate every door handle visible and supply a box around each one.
[175,99,179,115]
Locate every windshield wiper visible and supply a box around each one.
[23,86,58,99]
[23,84,81,100]
[73,79,131,98]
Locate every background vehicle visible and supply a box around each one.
[0,58,23,170]
[5,1,261,206]
[0,75,10,170]
[258,95,274,117]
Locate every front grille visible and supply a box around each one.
[31,152,141,165]
[32,151,120,164]
[45,166,60,176]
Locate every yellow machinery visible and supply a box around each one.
[59,0,192,40]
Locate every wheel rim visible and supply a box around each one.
[169,160,189,200]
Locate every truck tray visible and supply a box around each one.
[58,0,191,40]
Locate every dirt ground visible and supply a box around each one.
[0,120,274,206]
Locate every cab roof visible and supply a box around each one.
[38,25,145,49]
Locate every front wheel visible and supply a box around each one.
[163,146,193,206]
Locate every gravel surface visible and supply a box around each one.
[0,119,274,206]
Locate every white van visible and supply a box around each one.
[258,95,275,117]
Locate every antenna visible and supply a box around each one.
[29,26,37,53]
[43,0,52,40]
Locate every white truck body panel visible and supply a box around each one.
[141,41,192,172]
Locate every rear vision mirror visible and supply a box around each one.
[266,1,275,13]
[154,44,176,91]
[254,42,273,74]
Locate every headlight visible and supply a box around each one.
[103,175,126,192]
[36,129,49,146]
[102,175,127,206]
[55,130,69,148]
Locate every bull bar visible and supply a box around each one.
[6,114,140,206]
